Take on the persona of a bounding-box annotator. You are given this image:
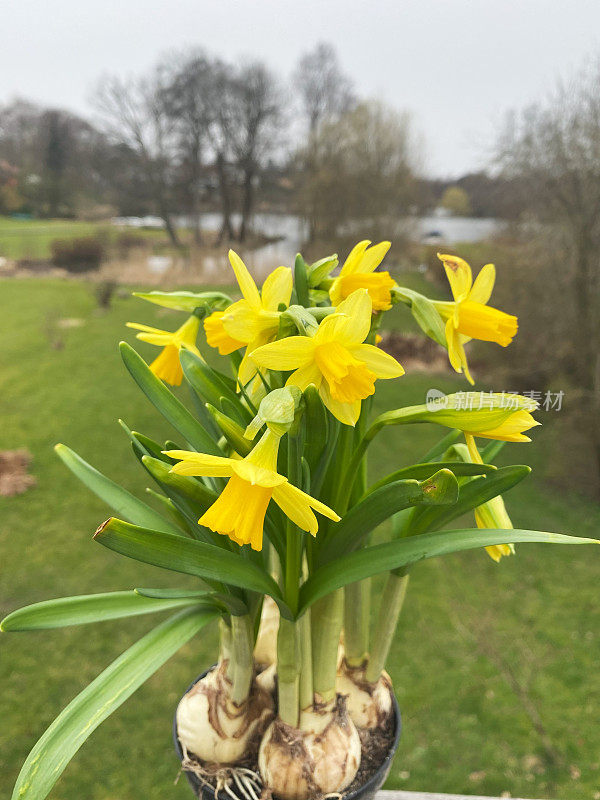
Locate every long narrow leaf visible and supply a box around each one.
[319,470,458,563]
[11,606,218,800]
[54,444,179,536]
[409,465,531,535]
[367,461,494,495]
[119,342,221,455]
[1,591,203,631]
[300,529,598,613]
[180,349,247,419]
[94,517,288,615]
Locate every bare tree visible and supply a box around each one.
[293,42,355,136]
[498,59,600,485]
[293,43,355,239]
[93,67,181,246]
[299,100,417,240]
[228,62,283,242]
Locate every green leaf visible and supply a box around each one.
[134,587,211,599]
[54,444,179,536]
[367,461,495,494]
[308,255,338,287]
[206,404,253,455]
[180,349,246,417]
[409,465,531,535]
[1,591,202,631]
[133,289,231,312]
[319,469,459,563]
[134,587,248,616]
[294,253,310,306]
[303,385,328,470]
[10,606,218,800]
[94,517,288,614]
[119,342,221,456]
[300,529,598,613]
[393,287,447,347]
[141,455,217,510]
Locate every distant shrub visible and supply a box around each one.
[116,231,147,252]
[50,237,105,272]
[94,280,117,309]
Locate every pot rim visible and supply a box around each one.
[173,665,402,800]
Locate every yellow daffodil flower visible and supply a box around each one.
[204,251,293,392]
[434,253,518,384]
[204,311,245,356]
[126,315,201,386]
[426,392,540,442]
[165,430,339,551]
[329,240,396,311]
[466,433,514,562]
[251,290,404,426]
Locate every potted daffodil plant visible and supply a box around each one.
[3,243,597,800]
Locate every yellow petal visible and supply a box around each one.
[340,240,370,276]
[229,250,261,310]
[133,331,174,346]
[231,460,287,487]
[349,343,405,379]
[319,382,361,426]
[286,362,323,391]
[166,451,235,477]
[354,240,391,274]
[149,346,183,386]
[126,322,170,336]
[222,301,276,343]
[438,253,472,301]
[261,266,293,311]
[204,311,244,355]
[272,482,340,534]
[469,263,496,305]
[318,289,372,345]
[251,336,315,371]
[271,482,319,534]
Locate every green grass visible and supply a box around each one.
[0,217,165,260]
[1,278,599,800]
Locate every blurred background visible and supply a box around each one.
[1,2,599,799]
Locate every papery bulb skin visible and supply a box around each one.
[336,662,393,729]
[177,663,275,764]
[258,695,361,800]
[253,596,279,667]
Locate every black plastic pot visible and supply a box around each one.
[173,668,402,800]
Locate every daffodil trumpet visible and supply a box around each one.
[8,241,597,800]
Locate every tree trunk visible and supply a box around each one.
[216,151,234,244]
[161,207,181,248]
[238,166,254,243]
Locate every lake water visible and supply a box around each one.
[112,212,503,279]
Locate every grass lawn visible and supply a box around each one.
[0,217,166,260]
[1,277,599,800]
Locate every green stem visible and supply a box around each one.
[344,580,371,667]
[277,616,300,726]
[298,609,313,714]
[230,614,254,704]
[311,588,344,702]
[365,573,409,684]
[219,617,232,667]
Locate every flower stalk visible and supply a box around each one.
[365,572,410,684]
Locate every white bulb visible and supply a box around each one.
[177,665,274,764]
[258,697,361,800]
[336,667,393,729]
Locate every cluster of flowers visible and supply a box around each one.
[128,242,523,559]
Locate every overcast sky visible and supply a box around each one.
[2,0,599,177]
